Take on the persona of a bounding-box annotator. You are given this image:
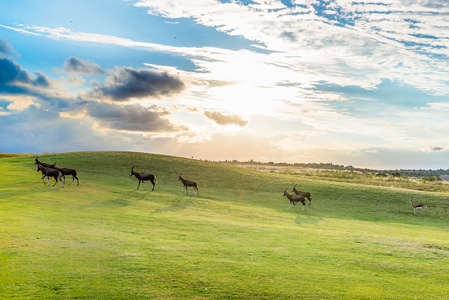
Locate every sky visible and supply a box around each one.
[1,0,449,170]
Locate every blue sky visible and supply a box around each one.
[1,0,449,169]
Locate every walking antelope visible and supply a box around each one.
[34,156,56,168]
[36,162,64,187]
[178,173,199,195]
[291,184,312,206]
[130,165,157,191]
[53,165,79,186]
[409,199,427,215]
[283,188,307,211]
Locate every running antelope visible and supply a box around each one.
[178,173,199,195]
[130,165,157,191]
[283,188,307,211]
[409,199,427,215]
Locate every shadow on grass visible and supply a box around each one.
[153,194,195,213]
[295,214,325,226]
[79,190,150,209]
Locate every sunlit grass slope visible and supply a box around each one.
[1,151,449,299]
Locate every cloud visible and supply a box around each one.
[420,146,446,153]
[0,57,55,113]
[425,103,449,111]
[7,10,448,96]
[86,102,188,133]
[0,39,17,56]
[90,67,185,101]
[0,57,50,87]
[0,56,186,135]
[33,72,50,87]
[0,105,124,154]
[62,56,106,75]
[131,0,449,93]
[2,95,40,111]
[0,57,32,84]
[204,111,248,127]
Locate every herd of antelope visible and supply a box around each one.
[34,157,79,188]
[33,157,200,196]
[33,157,428,215]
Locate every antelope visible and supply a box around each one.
[130,165,157,191]
[409,199,427,215]
[178,173,199,195]
[34,156,56,168]
[292,184,312,206]
[283,188,307,211]
[36,162,64,188]
[53,165,79,186]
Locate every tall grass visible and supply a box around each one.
[1,151,449,299]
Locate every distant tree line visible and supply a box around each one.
[219,159,449,178]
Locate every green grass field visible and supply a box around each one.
[1,151,449,299]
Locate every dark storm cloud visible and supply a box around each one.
[91,67,185,101]
[0,57,32,84]
[0,57,50,87]
[204,111,249,127]
[62,56,106,75]
[87,102,188,132]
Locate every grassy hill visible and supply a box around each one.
[1,151,449,299]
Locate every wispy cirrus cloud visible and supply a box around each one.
[132,0,449,94]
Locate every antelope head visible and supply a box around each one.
[282,188,288,197]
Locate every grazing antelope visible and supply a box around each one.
[53,165,79,186]
[409,199,427,215]
[34,156,56,168]
[283,188,307,211]
[178,173,199,195]
[130,165,157,191]
[291,184,312,206]
[36,163,64,188]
